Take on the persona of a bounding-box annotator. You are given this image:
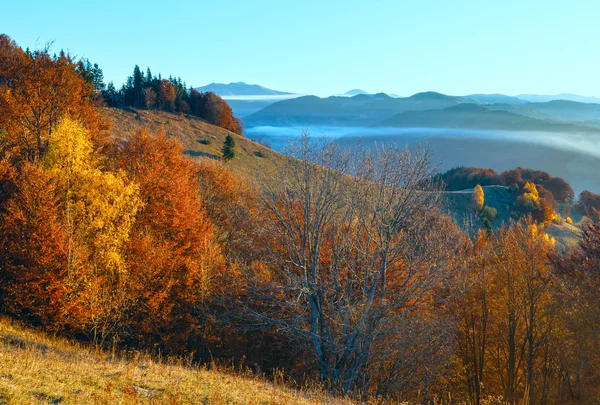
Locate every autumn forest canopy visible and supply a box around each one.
[2,34,600,405]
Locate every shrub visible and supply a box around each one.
[480,205,498,222]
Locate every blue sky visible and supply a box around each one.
[4,0,599,97]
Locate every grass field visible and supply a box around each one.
[0,316,358,405]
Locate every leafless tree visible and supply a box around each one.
[245,133,464,396]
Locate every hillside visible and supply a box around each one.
[104,107,284,180]
[244,92,476,127]
[442,185,583,250]
[380,103,600,132]
[0,317,353,405]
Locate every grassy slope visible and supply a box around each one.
[0,317,355,405]
[104,107,286,182]
[442,185,582,250]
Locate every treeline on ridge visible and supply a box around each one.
[79,60,242,134]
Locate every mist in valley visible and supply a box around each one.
[245,125,600,194]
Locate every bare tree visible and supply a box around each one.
[245,133,464,396]
[144,87,157,110]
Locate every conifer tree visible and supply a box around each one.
[222,135,236,161]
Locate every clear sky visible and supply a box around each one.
[3,0,599,97]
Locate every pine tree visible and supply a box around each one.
[221,135,236,161]
[133,65,144,107]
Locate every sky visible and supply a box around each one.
[3,0,599,97]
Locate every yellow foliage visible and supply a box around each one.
[566,216,573,224]
[527,223,555,247]
[522,181,540,207]
[44,117,141,277]
[472,184,485,211]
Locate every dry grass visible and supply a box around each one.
[0,316,361,404]
[104,107,286,182]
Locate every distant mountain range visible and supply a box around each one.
[245,91,478,127]
[380,103,598,132]
[243,90,600,133]
[195,82,294,97]
[195,82,600,130]
[517,93,600,104]
[465,94,528,105]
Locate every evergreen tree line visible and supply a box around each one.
[78,62,243,135]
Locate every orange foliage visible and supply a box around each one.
[115,128,224,351]
[0,163,69,327]
[0,35,107,162]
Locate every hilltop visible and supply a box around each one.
[195,82,294,97]
[465,93,528,105]
[0,316,354,405]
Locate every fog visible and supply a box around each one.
[244,125,600,194]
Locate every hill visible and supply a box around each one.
[104,107,283,180]
[245,92,476,127]
[342,89,370,96]
[0,316,353,404]
[517,93,600,104]
[379,103,600,132]
[441,185,582,250]
[465,93,528,105]
[195,82,294,97]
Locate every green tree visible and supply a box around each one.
[222,135,236,161]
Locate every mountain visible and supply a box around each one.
[245,91,476,127]
[466,93,528,105]
[485,100,600,125]
[344,89,370,96]
[195,82,294,97]
[517,93,600,104]
[379,103,599,132]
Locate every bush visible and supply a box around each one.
[480,205,498,222]
[198,138,211,145]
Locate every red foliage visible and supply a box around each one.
[115,128,224,351]
[0,164,69,327]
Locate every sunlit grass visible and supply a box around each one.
[0,316,356,404]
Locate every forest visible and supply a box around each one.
[1,34,600,404]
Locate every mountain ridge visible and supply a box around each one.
[195,81,294,97]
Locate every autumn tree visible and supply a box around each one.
[44,117,141,337]
[143,87,157,110]
[487,221,556,404]
[0,162,68,327]
[0,35,106,162]
[158,79,176,111]
[114,128,224,352]
[473,184,485,211]
[245,135,462,395]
